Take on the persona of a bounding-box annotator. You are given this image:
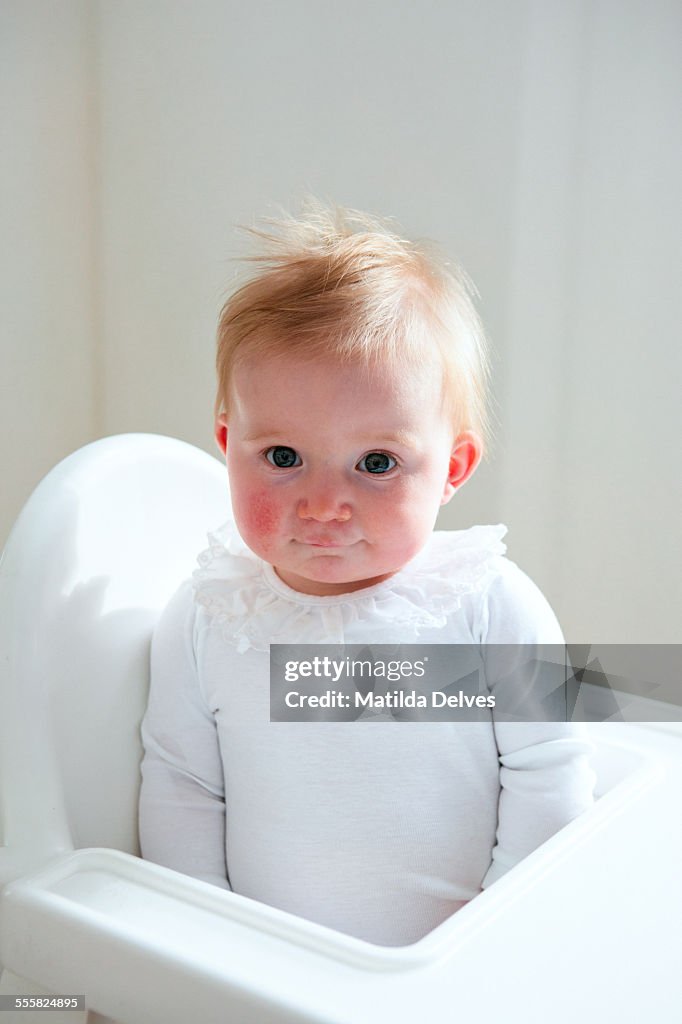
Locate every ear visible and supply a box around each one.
[440,431,482,506]
[214,413,228,457]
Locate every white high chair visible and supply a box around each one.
[1,434,680,1024]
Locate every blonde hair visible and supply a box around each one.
[215,199,492,452]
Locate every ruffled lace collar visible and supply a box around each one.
[192,518,507,653]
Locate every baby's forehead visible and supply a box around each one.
[229,348,450,443]
[234,349,444,407]
[233,341,445,385]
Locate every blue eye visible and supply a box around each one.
[357,452,396,474]
[265,446,301,468]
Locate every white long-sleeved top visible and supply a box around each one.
[139,522,596,946]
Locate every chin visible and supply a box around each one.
[298,560,358,583]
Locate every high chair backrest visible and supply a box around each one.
[0,435,230,876]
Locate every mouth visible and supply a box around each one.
[299,537,351,549]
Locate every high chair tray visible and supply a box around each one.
[1,724,679,1024]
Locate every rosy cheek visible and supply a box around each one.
[245,491,281,538]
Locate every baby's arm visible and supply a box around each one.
[479,560,596,889]
[138,581,230,890]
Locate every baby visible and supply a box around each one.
[138,201,595,947]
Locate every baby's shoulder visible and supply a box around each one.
[419,527,563,643]
[431,529,564,644]
[157,518,253,624]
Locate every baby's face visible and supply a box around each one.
[216,350,479,596]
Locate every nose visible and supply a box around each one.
[297,479,352,523]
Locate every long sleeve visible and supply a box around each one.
[478,559,596,889]
[138,581,230,890]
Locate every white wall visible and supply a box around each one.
[0,1,97,544]
[499,0,682,642]
[2,0,680,641]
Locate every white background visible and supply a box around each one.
[1,0,680,642]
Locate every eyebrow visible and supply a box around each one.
[243,429,420,448]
